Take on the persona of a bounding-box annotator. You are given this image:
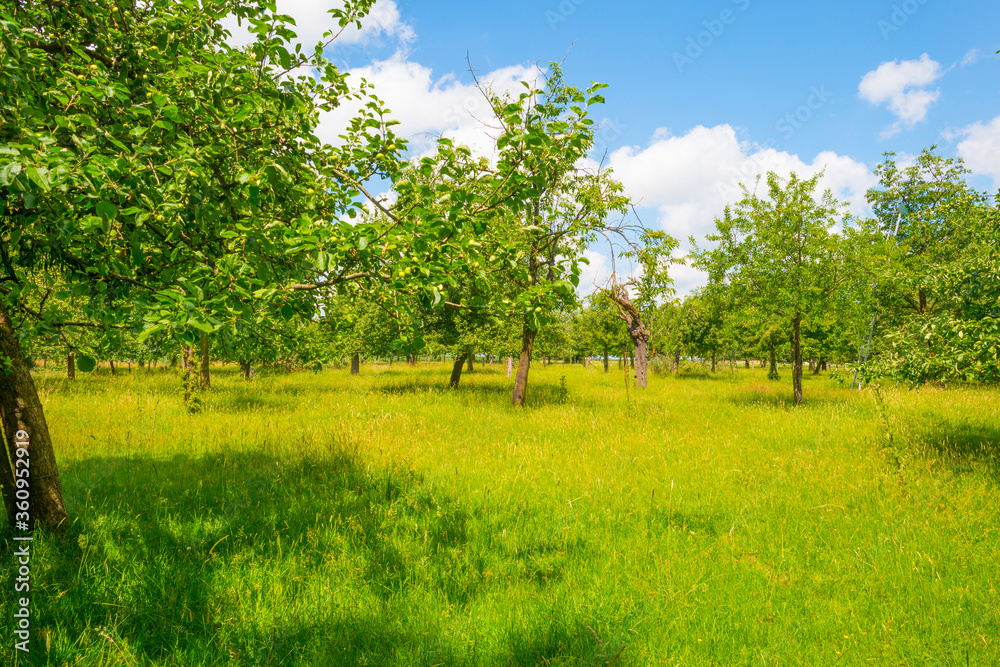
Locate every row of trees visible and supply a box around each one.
[0,0,676,530]
[2,1,996,533]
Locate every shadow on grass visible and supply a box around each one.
[0,447,617,666]
[727,385,853,410]
[913,420,1000,479]
[0,449,485,665]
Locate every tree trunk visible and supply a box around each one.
[407,354,415,366]
[466,352,474,373]
[768,339,780,380]
[672,346,681,374]
[634,338,649,388]
[821,358,827,371]
[711,352,716,373]
[808,356,814,373]
[200,334,210,389]
[603,345,609,373]
[181,346,193,406]
[351,353,360,376]
[812,355,823,375]
[0,301,68,531]
[67,351,75,380]
[506,355,513,378]
[605,286,651,388]
[744,359,750,369]
[449,354,467,388]
[792,315,804,404]
[240,360,252,381]
[511,323,536,407]
[109,359,116,376]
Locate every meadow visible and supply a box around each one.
[2,361,998,666]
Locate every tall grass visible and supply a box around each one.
[2,362,998,665]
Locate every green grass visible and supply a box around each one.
[2,361,999,665]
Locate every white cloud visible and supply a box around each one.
[600,124,875,246]
[858,54,944,137]
[220,0,414,51]
[316,53,541,154]
[953,115,1000,189]
[961,49,981,67]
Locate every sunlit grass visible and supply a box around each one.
[2,361,998,665]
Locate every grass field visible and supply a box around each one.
[2,361,998,665]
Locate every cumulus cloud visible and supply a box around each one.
[220,0,415,51]
[953,115,1000,190]
[600,124,875,245]
[316,53,541,154]
[858,53,944,138]
[569,125,877,297]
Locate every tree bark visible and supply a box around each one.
[181,346,193,406]
[240,360,252,381]
[812,355,823,375]
[792,315,804,404]
[672,346,681,374]
[744,358,750,369]
[768,339,780,380]
[506,355,513,378]
[67,351,75,380]
[466,352,473,373]
[511,323,536,407]
[200,334,210,389]
[449,353,467,388]
[605,286,651,388]
[351,353,360,375]
[711,352,716,373]
[0,301,68,531]
[603,345,609,373]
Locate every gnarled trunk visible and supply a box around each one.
[449,353,467,388]
[605,286,651,388]
[0,301,68,531]
[511,323,536,407]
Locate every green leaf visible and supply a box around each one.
[280,304,295,320]
[77,355,97,373]
[96,201,118,220]
[24,166,51,192]
[189,321,214,333]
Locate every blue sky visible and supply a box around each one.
[238,1,1000,293]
